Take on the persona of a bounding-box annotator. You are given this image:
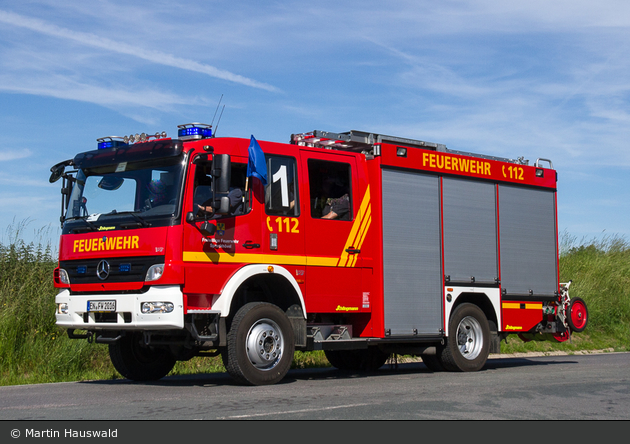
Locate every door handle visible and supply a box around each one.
[243,241,261,249]
[345,248,361,254]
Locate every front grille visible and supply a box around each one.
[82,312,132,324]
[61,255,165,284]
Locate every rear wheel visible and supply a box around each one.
[440,303,490,372]
[552,331,570,342]
[222,302,295,386]
[567,297,588,333]
[324,348,390,372]
[109,332,176,381]
[323,349,349,370]
[420,353,444,372]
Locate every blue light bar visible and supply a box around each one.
[177,123,213,140]
[97,138,128,150]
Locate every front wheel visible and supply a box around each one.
[109,332,176,381]
[222,302,295,386]
[439,303,490,372]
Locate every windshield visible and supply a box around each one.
[64,155,185,227]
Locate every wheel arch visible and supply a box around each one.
[213,264,307,320]
[445,289,500,337]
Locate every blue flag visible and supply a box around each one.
[247,135,268,185]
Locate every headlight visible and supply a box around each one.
[56,268,70,285]
[57,303,69,315]
[145,264,164,282]
[141,302,174,314]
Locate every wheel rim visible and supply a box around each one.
[456,316,484,360]
[246,318,284,371]
[552,331,570,342]
[570,300,587,330]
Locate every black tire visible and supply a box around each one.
[420,353,444,372]
[222,302,295,386]
[108,332,176,381]
[323,349,350,370]
[324,348,390,372]
[439,303,490,372]
[567,297,588,333]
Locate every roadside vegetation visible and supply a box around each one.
[1,227,629,386]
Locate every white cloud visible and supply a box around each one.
[0,149,32,162]
[0,171,52,187]
[0,8,278,92]
[0,73,200,109]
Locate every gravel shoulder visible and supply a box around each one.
[489,348,616,359]
[391,348,618,365]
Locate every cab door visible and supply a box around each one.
[182,154,262,302]
[259,153,305,281]
[300,150,366,313]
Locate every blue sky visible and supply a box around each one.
[1,0,629,250]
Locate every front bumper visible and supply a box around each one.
[55,285,185,330]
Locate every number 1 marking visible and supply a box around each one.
[272,164,289,207]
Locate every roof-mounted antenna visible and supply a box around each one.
[214,104,225,137]
[210,94,223,129]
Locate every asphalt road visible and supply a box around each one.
[1,352,629,421]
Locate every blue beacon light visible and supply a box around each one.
[177,123,213,140]
[97,137,128,150]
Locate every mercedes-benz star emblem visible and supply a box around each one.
[96,260,110,280]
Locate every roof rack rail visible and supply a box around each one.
[290,129,530,165]
[290,130,446,154]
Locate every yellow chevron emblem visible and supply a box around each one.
[338,186,371,267]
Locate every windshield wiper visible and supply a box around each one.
[65,216,99,233]
[107,210,152,229]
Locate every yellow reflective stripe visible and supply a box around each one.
[183,251,307,265]
[502,302,543,310]
[306,256,339,266]
[185,251,342,267]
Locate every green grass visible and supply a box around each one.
[1,226,629,386]
[0,224,114,385]
[500,231,630,355]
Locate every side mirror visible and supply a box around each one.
[214,196,230,215]
[193,154,209,164]
[49,164,66,183]
[49,159,74,183]
[213,154,231,194]
[185,212,216,237]
[199,221,216,237]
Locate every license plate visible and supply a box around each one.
[87,300,116,312]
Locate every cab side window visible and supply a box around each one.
[308,160,352,221]
[192,163,213,211]
[265,156,299,216]
[192,161,247,218]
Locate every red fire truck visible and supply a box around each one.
[50,123,588,385]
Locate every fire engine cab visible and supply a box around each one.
[50,123,588,385]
